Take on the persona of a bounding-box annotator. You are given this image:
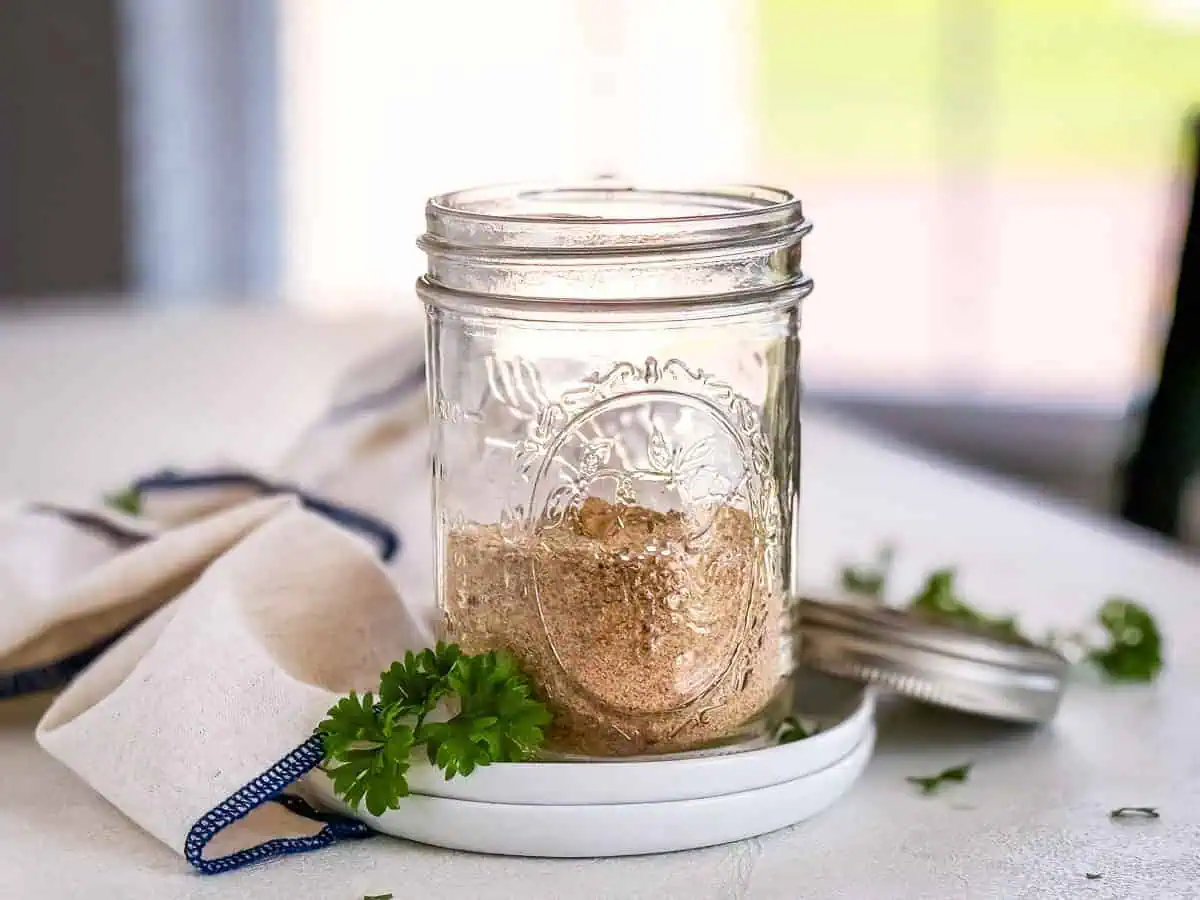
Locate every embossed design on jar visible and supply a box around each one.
[510,358,780,544]
[434,393,482,424]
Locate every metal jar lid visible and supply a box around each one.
[794,598,1070,724]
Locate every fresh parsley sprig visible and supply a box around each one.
[318,691,416,816]
[318,643,551,816]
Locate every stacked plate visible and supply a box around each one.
[309,674,875,857]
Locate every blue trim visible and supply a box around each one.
[0,628,129,699]
[185,734,373,874]
[30,505,152,549]
[133,470,400,563]
[325,362,426,424]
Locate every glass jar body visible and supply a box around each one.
[419,185,809,757]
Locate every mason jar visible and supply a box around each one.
[417,184,812,757]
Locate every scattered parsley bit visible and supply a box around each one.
[908,570,1025,642]
[1088,599,1163,683]
[1110,806,1159,819]
[104,486,141,516]
[1085,873,1103,880]
[906,762,972,796]
[840,545,894,600]
[319,643,551,816]
[777,716,816,744]
[363,894,393,900]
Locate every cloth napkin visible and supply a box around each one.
[2,338,438,873]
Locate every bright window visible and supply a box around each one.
[278,0,1200,408]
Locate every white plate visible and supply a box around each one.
[393,678,873,804]
[312,726,874,858]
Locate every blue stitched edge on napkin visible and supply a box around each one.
[0,629,129,700]
[185,734,373,874]
[134,470,401,563]
[29,505,154,549]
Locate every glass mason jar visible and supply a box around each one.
[417,184,812,757]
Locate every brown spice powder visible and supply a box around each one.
[445,497,786,756]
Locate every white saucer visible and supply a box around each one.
[398,678,874,804]
[312,726,874,857]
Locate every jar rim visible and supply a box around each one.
[416,274,813,322]
[421,182,807,254]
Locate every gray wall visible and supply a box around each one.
[0,1,126,299]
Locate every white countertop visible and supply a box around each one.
[2,309,1198,899]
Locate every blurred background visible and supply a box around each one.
[2,0,1199,543]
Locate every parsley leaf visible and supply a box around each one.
[363,894,394,900]
[908,570,1025,642]
[906,762,972,796]
[421,717,497,779]
[379,643,462,714]
[1088,599,1163,683]
[104,486,141,516]
[318,645,550,815]
[317,691,415,816]
[423,649,553,778]
[777,716,815,744]
[1110,806,1159,819]
[840,545,894,600]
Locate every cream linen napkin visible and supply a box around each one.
[37,500,426,872]
[1,338,438,872]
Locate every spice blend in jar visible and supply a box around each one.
[446,497,786,756]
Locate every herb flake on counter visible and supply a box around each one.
[319,643,551,816]
[1085,873,1103,880]
[1110,806,1159,819]
[906,762,972,796]
[1088,599,1163,683]
[840,545,894,600]
[363,894,394,899]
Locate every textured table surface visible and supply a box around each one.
[1,308,1198,900]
